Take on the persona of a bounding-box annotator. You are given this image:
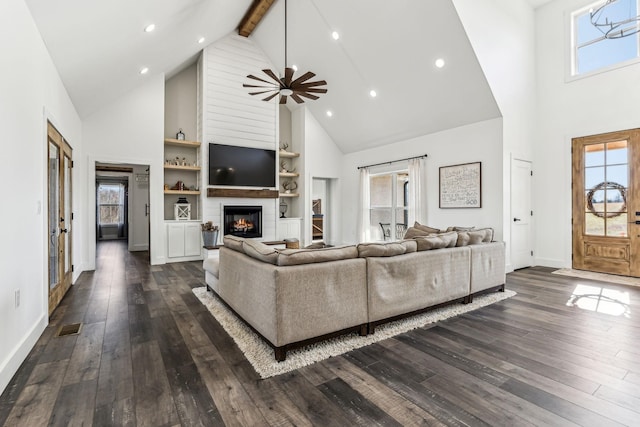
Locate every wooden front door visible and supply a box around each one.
[48,122,73,315]
[572,129,640,277]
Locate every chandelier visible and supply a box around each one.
[590,0,640,39]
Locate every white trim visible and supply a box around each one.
[566,0,640,81]
[0,314,47,396]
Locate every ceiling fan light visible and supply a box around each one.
[280,88,293,96]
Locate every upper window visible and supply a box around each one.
[572,0,639,76]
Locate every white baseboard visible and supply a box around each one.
[505,263,514,274]
[0,314,47,395]
[129,244,149,252]
[535,257,567,269]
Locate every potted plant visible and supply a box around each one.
[201,221,219,247]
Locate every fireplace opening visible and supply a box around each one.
[224,205,262,238]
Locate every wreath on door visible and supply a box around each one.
[586,181,627,218]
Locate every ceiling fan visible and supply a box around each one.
[243,0,327,104]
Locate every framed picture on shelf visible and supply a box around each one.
[439,162,481,208]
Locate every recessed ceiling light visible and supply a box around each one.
[331,31,340,40]
[369,90,377,98]
[198,37,205,44]
[326,110,333,117]
[140,67,149,75]
[292,64,298,71]
[435,58,445,68]
[144,24,155,33]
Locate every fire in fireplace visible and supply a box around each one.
[223,205,262,238]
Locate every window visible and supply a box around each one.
[97,183,125,225]
[572,0,639,76]
[369,171,409,241]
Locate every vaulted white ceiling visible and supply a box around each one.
[22,0,549,153]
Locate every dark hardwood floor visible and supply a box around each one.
[2,241,640,426]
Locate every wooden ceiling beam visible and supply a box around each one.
[238,0,276,37]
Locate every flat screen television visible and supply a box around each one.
[208,143,276,187]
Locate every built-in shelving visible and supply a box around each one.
[279,150,300,158]
[164,138,201,220]
[279,172,299,178]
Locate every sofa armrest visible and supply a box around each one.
[469,242,506,294]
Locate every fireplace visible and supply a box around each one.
[223,205,263,238]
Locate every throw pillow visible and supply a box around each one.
[403,226,430,239]
[242,240,279,265]
[438,231,458,248]
[414,235,447,251]
[446,226,475,232]
[475,227,494,242]
[456,232,471,247]
[223,235,245,252]
[413,222,441,234]
[304,242,327,249]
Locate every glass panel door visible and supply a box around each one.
[48,141,59,290]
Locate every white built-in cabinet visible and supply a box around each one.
[167,222,202,260]
[278,218,302,241]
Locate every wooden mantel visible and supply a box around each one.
[207,188,279,199]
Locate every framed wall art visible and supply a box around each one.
[439,162,482,208]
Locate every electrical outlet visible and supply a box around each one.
[15,289,20,308]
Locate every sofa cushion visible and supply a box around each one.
[277,245,358,266]
[223,235,245,252]
[413,222,441,233]
[456,228,494,246]
[357,240,416,258]
[403,226,430,239]
[414,232,457,251]
[242,240,279,265]
[446,226,475,232]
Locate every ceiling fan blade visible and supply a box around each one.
[249,90,277,96]
[280,95,287,104]
[296,87,327,94]
[284,67,294,87]
[246,74,274,85]
[262,92,279,102]
[262,69,283,86]
[290,71,316,86]
[296,92,319,100]
[295,80,327,89]
[290,93,305,104]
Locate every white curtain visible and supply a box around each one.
[356,167,371,242]
[408,158,426,226]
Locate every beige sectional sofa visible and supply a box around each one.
[203,233,505,361]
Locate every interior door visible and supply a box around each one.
[48,122,73,315]
[511,159,533,269]
[572,129,640,277]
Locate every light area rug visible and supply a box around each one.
[552,268,640,288]
[193,287,516,379]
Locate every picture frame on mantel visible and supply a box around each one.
[439,162,482,208]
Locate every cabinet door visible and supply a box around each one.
[278,219,301,240]
[184,223,202,257]
[167,224,185,258]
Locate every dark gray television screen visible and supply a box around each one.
[208,143,276,187]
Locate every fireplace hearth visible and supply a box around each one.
[224,205,262,238]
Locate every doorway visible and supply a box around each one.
[511,158,533,269]
[95,163,150,258]
[47,122,73,315]
[572,129,640,277]
[311,178,337,244]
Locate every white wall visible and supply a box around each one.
[83,74,165,266]
[165,63,197,141]
[341,118,503,245]
[298,108,345,245]
[201,34,279,238]
[0,0,83,395]
[534,0,640,267]
[453,0,536,271]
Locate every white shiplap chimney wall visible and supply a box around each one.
[201,34,279,241]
